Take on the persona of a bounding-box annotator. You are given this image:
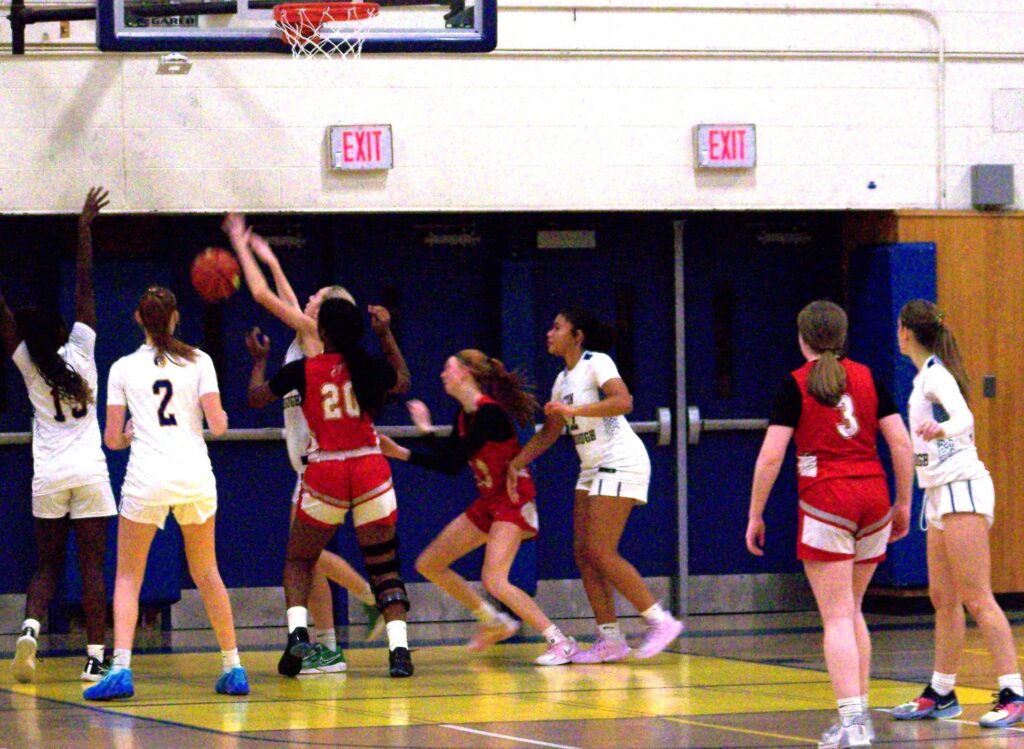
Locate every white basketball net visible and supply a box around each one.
[274,3,380,60]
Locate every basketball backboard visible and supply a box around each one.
[96,0,496,53]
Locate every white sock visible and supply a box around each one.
[471,601,499,625]
[356,587,376,607]
[21,618,40,638]
[837,696,863,726]
[999,673,1024,697]
[386,620,408,651]
[317,628,337,651]
[286,606,308,634]
[931,671,957,696]
[112,648,131,671]
[597,622,623,640]
[221,648,241,673]
[640,602,670,624]
[542,625,565,645]
[87,644,105,662]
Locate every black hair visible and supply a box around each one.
[318,297,387,418]
[15,306,93,410]
[558,305,616,353]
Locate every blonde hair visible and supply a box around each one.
[455,349,538,427]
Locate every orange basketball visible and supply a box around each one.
[191,247,241,303]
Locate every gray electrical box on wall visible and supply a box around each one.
[971,164,1014,210]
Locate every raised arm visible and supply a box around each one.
[369,305,411,394]
[75,186,108,330]
[0,287,19,357]
[745,425,794,556]
[222,213,316,336]
[248,231,300,310]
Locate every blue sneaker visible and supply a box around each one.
[84,668,134,701]
[215,666,250,696]
[892,685,962,720]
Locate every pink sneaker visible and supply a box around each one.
[634,616,684,659]
[534,637,579,666]
[467,613,520,652]
[570,635,632,664]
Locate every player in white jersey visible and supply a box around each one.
[85,286,248,701]
[891,299,1024,729]
[0,188,115,684]
[508,306,683,663]
[225,213,404,671]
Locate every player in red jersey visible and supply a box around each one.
[745,301,913,749]
[247,297,414,678]
[380,350,579,666]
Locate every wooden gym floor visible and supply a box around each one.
[4,611,1024,748]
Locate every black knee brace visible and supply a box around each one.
[360,535,410,613]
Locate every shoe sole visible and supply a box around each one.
[389,667,414,678]
[298,663,348,675]
[81,672,104,682]
[278,644,308,678]
[12,637,37,683]
[980,713,1024,728]
[893,705,962,720]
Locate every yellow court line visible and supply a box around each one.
[661,715,819,745]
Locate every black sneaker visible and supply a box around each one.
[81,655,110,682]
[278,626,311,677]
[388,646,414,678]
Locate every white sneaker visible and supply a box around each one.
[13,628,38,684]
[467,613,519,652]
[534,637,579,666]
[819,717,870,749]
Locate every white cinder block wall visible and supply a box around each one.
[1,0,1023,213]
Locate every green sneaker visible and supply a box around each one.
[362,601,386,642]
[299,643,347,675]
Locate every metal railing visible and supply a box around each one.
[0,407,673,447]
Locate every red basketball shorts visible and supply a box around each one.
[298,454,397,529]
[797,476,891,564]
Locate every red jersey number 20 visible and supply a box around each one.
[321,382,361,420]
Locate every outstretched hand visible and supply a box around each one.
[248,231,278,265]
[368,305,391,335]
[245,327,270,361]
[406,399,432,433]
[221,212,248,239]
[79,186,109,228]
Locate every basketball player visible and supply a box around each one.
[247,297,413,678]
[224,213,395,673]
[85,287,248,700]
[1,187,116,684]
[891,300,1024,729]
[380,350,578,665]
[507,306,684,663]
[745,301,913,749]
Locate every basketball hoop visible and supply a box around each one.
[273,2,380,59]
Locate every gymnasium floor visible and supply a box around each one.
[3,611,1024,748]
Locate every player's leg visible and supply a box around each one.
[316,548,383,641]
[85,510,157,701]
[852,561,878,739]
[14,512,70,682]
[72,514,111,680]
[178,505,249,695]
[356,519,413,677]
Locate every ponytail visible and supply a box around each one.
[457,350,538,427]
[899,299,970,399]
[138,287,197,364]
[807,350,846,407]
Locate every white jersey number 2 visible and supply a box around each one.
[836,394,859,439]
[321,382,360,420]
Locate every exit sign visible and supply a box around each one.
[329,125,393,171]
[695,124,756,168]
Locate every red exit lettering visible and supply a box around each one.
[708,129,746,161]
[342,129,384,163]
